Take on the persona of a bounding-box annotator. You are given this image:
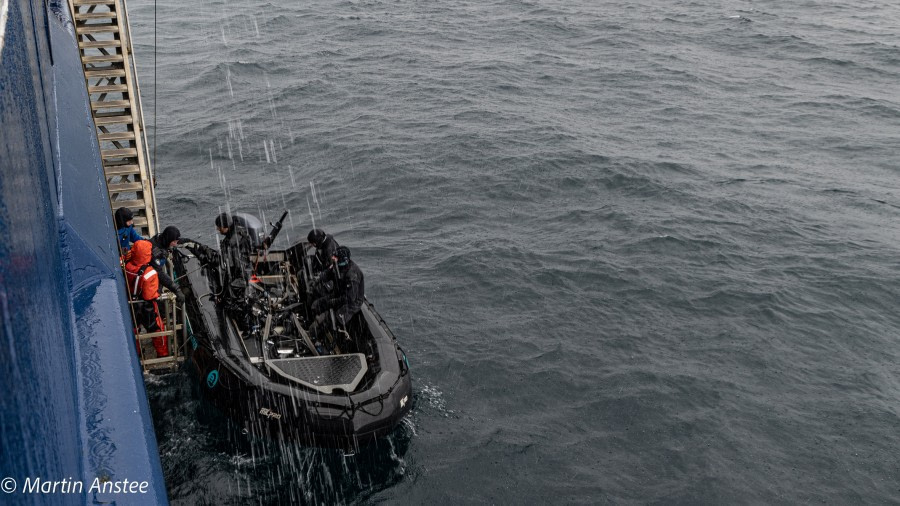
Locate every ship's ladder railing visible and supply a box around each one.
[67,0,160,238]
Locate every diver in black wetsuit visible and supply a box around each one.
[180,213,254,303]
[182,212,287,303]
[307,229,339,274]
[149,225,185,304]
[310,246,365,332]
[213,213,254,300]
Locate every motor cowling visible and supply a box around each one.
[232,212,264,249]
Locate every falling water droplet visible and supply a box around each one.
[307,196,316,231]
[310,181,323,220]
[265,74,277,119]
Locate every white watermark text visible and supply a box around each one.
[2,477,150,495]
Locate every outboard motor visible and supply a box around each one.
[232,212,265,249]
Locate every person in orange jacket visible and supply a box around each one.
[124,240,169,357]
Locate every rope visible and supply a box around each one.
[174,263,206,282]
[153,0,157,176]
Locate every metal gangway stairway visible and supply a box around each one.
[68,0,184,371]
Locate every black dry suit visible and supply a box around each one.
[313,259,365,327]
[217,225,254,298]
[316,235,339,271]
[307,229,339,273]
[182,219,254,300]
[149,226,183,298]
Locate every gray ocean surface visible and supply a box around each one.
[130,0,900,503]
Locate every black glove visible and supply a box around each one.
[186,243,214,263]
[184,243,202,256]
[175,290,185,304]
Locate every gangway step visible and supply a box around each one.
[98,131,135,141]
[101,148,139,158]
[104,166,142,177]
[74,12,118,20]
[73,0,117,4]
[82,54,124,64]
[136,326,183,340]
[104,159,139,167]
[80,40,122,49]
[84,69,126,78]
[76,24,119,34]
[92,99,132,110]
[107,181,144,192]
[88,83,128,93]
[93,114,133,125]
[109,199,148,209]
[140,356,184,369]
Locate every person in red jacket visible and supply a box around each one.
[125,240,169,357]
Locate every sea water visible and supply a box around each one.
[131,0,900,502]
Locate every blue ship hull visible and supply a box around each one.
[0,0,167,503]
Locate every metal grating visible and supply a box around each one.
[268,354,367,394]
